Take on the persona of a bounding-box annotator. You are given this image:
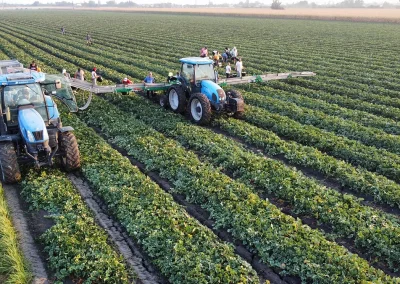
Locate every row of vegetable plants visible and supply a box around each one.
[242,104,400,183]
[1,45,260,283]
[236,88,400,155]
[214,117,400,209]
[71,94,398,282]
[21,169,133,283]
[237,83,400,135]
[99,92,400,271]
[265,80,400,122]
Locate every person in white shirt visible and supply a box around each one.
[91,67,99,86]
[225,62,231,78]
[235,58,243,78]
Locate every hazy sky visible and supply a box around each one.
[2,0,397,5]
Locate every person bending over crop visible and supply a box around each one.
[122,77,133,85]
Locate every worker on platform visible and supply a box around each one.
[200,46,208,58]
[225,62,231,78]
[29,61,38,71]
[122,77,133,85]
[235,58,243,78]
[143,72,155,98]
[74,68,85,81]
[91,67,100,86]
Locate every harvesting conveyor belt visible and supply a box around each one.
[69,71,316,95]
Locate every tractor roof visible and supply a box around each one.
[180,57,213,65]
[0,70,45,86]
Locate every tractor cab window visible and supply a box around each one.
[2,84,47,126]
[181,64,194,83]
[195,64,215,82]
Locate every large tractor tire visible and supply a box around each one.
[227,89,245,119]
[188,93,212,125]
[59,132,80,171]
[0,142,21,184]
[168,86,186,113]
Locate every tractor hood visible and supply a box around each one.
[18,108,49,143]
[201,80,226,104]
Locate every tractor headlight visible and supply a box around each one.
[26,130,35,143]
[217,89,226,102]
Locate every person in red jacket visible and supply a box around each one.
[122,77,133,85]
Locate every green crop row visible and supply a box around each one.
[21,170,133,283]
[0,185,32,284]
[265,80,400,122]
[237,88,400,155]
[238,83,400,135]
[242,104,400,183]
[101,92,400,271]
[76,93,398,282]
[214,116,400,208]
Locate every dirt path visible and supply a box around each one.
[2,184,49,284]
[67,174,166,284]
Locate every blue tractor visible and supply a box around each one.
[159,57,244,125]
[0,60,80,184]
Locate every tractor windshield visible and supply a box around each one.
[2,83,48,126]
[195,64,215,81]
[42,74,78,112]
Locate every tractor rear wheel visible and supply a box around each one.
[0,142,21,184]
[188,93,211,125]
[227,89,244,119]
[59,132,80,171]
[168,86,186,113]
[160,94,169,109]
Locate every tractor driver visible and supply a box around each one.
[18,88,32,105]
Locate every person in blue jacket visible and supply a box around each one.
[143,72,155,97]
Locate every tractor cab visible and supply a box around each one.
[0,61,81,184]
[179,57,217,90]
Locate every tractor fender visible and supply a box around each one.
[201,80,225,104]
[59,126,74,133]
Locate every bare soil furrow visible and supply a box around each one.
[2,184,50,284]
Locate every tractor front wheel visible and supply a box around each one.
[0,142,21,184]
[188,93,211,125]
[59,132,80,171]
[168,86,186,113]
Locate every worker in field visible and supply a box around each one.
[235,58,243,78]
[91,67,100,86]
[230,47,238,63]
[61,26,65,35]
[143,72,155,97]
[74,68,85,81]
[86,33,92,45]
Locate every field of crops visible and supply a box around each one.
[0,10,400,284]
